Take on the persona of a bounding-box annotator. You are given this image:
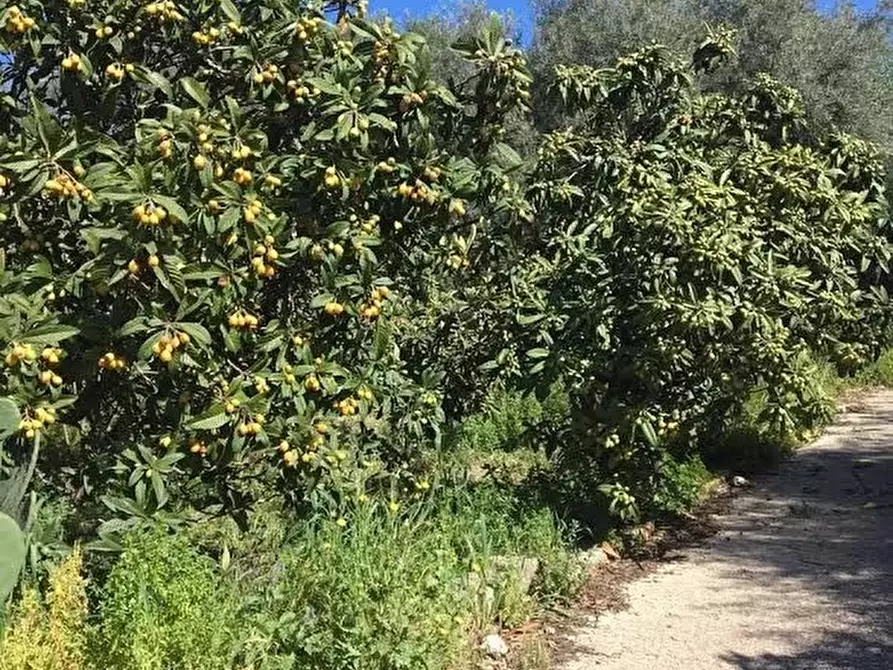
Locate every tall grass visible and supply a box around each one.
[226,484,580,670]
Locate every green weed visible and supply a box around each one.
[92,529,239,670]
[229,484,579,670]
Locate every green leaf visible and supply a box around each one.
[23,324,80,345]
[219,0,241,23]
[153,264,183,302]
[174,322,212,347]
[150,470,167,508]
[526,348,550,359]
[135,67,173,97]
[640,419,659,447]
[310,293,335,308]
[491,142,524,170]
[517,313,546,325]
[180,77,210,109]
[0,512,25,603]
[0,398,21,441]
[187,404,230,431]
[152,195,189,224]
[119,317,151,338]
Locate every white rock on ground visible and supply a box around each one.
[482,633,509,658]
[560,390,893,670]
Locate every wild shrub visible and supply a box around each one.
[0,549,87,670]
[93,528,239,670]
[511,38,892,520]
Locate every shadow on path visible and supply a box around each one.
[714,397,893,669]
[560,391,893,670]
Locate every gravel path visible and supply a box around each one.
[561,390,893,670]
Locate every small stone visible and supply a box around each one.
[482,633,508,658]
[581,546,609,568]
[600,542,621,561]
[491,555,540,593]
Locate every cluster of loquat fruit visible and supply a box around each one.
[4,343,36,367]
[44,173,93,202]
[98,352,126,371]
[227,310,259,330]
[191,26,220,46]
[105,62,133,82]
[20,236,41,252]
[234,167,254,187]
[188,439,207,456]
[151,331,190,363]
[280,444,300,467]
[371,39,393,68]
[40,346,63,365]
[309,241,345,261]
[445,234,470,270]
[396,179,439,205]
[128,254,160,275]
[303,373,321,392]
[39,368,64,387]
[94,23,115,39]
[254,375,270,394]
[230,142,253,161]
[294,15,322,42]
[278,420,332,468]
[376,156,398,174]
[243,196,264,225]
[323,166,341,190]
[359,286,390,320]
[335,396,360,417]
[19,407,57,440]
[4,344,64,388]
[286,79,320,103]
[327,239,345,257]
[351,213,380,235]
[252,63,280,85]
[448,198,468,217]
[144,1,184,23]
[335,39,354,58]
[193,124,216,163]
[346,116,369,140]
[398,91,426,113]
[156,130,174,159]
[131,202,168,226]
[261,174,283,192]
[323,300,344,316]
[251,235,279,278]
[61,52,82,72]
[4,6,36,34]
[237,413,265,437]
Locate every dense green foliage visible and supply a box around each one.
[1,0,891,667]
[532,0,893,148]
[515,43,892,520]
[0,0,531,534]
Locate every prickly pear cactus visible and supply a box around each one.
[0,511,25,603]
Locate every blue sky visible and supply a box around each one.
[372,0,881,45]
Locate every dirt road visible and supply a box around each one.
[561,391,893,670]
